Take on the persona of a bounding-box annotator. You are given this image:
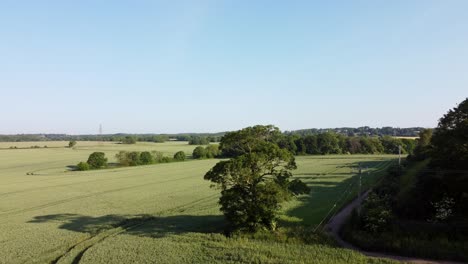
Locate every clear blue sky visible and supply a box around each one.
[1,1,467,134]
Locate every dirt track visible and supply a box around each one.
[325,191,465,264]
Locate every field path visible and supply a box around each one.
[325,191,464,264]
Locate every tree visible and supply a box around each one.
[303,135,318,154]
[152,151,165,163]
[173,151,186,161]
[189,136,210,145]
[122,136,137,144]
[412,129,433,160]
[76,161,90,171]
[68,140,77,148]
[115,151,130,166]
[205,145,220,158]
[346,137,362,154]
[127,152,141,166]
[140,151,154,165]
[204,126,310,232]
[87,152,108,169]
[380,136,403,154]
[192,146,207,159]
[430,98,468,169]
[219,125,282,157]
[152,135,169,143]
[316,132,341,154]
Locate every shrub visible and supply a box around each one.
[115,151,130,166]
[68,140,77,148]
[152,151,164,163]
[87,152,108,169]
[173,151,186,161]
[205,145,220,158]
[76,161,90,171]
[192,146,207,159]
[126,151,141,166]
[140,151,154,165]
[161,156,173,163]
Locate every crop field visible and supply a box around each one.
[0,142,398,264]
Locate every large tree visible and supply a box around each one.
[430,98,468,169]
[204,125,310,232]
[87,152,108,169]
[219,125,282,157]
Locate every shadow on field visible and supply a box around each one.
[284,160,388,226]
[66,162,122,171]
[28,213,225,237]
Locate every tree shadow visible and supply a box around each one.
[28,213,225,238]
[283,160,388,226]
[66,165,78,171]
[65,162,122,171]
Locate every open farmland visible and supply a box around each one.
[0,142,397,263]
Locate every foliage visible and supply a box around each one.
[188,136,210,145]
[115,150,177,166]
[76,161,90,171]
[68,140,77,148]
[430,98,468,169]
[87,152,108,169]
[151,135,169,143]
[173,151,186,161]
[116,151,140,166]
[205,145,220,158]
[411,129,433,160]
[219,125,282,157]
[362,193,393,233]
[140,151,154,165]
[192,146,207,159]
[279,133,409,156]
[431,196,455,223]
[122,136,137,144]
[192,145,220,159]
[205,125,310,232]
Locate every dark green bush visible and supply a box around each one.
[173,151,186,161]
[76,161,90,171]
[87,152,108,169]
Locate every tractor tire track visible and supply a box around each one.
[50,194,219,264]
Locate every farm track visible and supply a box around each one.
[326,167,464,264]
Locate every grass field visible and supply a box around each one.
[0,141,398,263]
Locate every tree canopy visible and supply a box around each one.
[219,125,282,157]
[430,98,468,169]
[122,136,137,144]
[87,152,108,169]
[204,125,310,232]
[68,140,77,148]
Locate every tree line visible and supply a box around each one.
[286,126,423,137]
[219,132,417,157]
[76,150,187,171]
[0,127,422,143]
[342,98,468,261]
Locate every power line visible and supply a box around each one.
[313,174,358,233]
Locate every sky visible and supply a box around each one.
[0,0,467,134]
